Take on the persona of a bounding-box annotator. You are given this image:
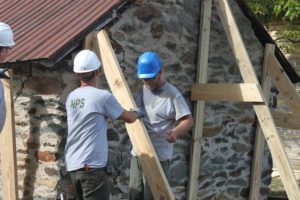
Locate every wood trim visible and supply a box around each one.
[0,70,18,200]
[266,53,300,112]
[187,0,212,199]
[249,44,274,200]
[272,111,300,130]
[191,83,264,102]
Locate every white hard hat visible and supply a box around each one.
[0,22,15,47]
[73,50,101,73]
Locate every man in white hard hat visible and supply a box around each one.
[0,22,15,132]
[64,49,143,200]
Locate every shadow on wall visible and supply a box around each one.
[19,67,71,199]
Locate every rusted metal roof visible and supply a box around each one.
[0,0,124,65]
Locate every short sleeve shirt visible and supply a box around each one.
[132,82,191,161]
[65,86,124,171]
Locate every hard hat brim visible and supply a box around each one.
[137,72,157,79]
[1,41,15,47]
[74,67,99,73]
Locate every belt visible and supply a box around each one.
[77,166,106,173]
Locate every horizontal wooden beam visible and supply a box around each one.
[267,53,300,112]
[272,111,300,130]
[191,83,264,102]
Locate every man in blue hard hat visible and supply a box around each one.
[129,51,193,200]
[0,22,15,133]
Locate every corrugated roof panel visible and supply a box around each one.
[0,0,123,64]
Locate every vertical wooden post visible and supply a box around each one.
[0,70,18,200]
[249,44,275,200]
[187,0,212,199]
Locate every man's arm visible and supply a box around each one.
[118,107,145,123]
[118,110,138,123]
[166,114,193,143]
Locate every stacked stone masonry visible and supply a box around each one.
[0,0,272,199]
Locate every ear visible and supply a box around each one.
[96,69,100,76]
[157,69,163,77]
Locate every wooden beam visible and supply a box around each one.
[215,0,300,199]
[249,44,274,200]
[266,52,300,112]
[84,31,98,52]
[96,30,175,200]
[187,0,212,199]
[0,70,18,200]
[191,83,264,102]
[272,111,300,130]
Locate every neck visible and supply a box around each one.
[80,79,97,87]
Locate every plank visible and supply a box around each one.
[266,53,300,112]
[191,83,264,102]
[187,0,212,199]
[249,44,274,200]
[96,30,174,200]
[0,70,18,200]
[84,31,98,52]
[272,111,300,130]
[215,0,300,199]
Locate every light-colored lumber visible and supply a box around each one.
[84,31,99,52]
[0,70,18,200]
[187,0,212,199]
[266,52,300,112]
[249,44,274,200]
[191,83,264,102]
[272,111,300,130]
[215,0,300,199]
[96,30,174,200]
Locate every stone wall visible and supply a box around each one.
[0,0,272,199]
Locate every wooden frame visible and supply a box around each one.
[272,111,300,130]
[191,83,264,102]
[249,44,274,200]
[0,70,18,200]
[214,0,300,199]
[187,0,212,199]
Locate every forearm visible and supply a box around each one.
[118,110,138,123]
[172,115,193,138]
[166,115,193,143]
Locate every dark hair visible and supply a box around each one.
[77,70,97,82]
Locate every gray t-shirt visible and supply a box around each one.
[65,86,124,171]
[0,81,5,132]
[132,82,191,161]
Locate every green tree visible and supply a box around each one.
[245,0,300,53]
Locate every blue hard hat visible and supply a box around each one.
[137,51,162,79]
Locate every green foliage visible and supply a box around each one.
[245,0,300,53]
[245,0,300,22]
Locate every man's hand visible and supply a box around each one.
[166,130,177,143]
[130,108,145,119]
